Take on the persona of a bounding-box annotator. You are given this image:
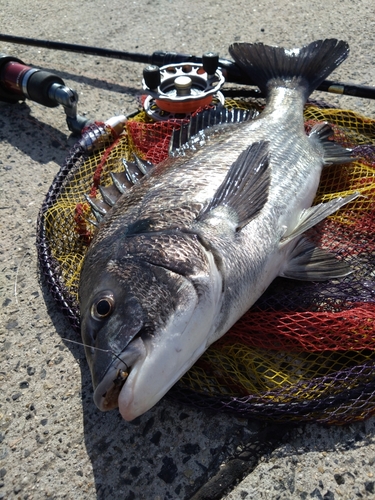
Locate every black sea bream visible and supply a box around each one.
[79,39,357,421]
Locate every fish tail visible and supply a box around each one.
[229,39,349,99]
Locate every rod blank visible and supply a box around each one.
[1,33,374,99]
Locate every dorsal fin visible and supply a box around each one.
[169,105,258,156]
[88,156,155,223]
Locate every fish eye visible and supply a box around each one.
[91,295,114,319]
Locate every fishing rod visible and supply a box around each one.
[1,33,375,100]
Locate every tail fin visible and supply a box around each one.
[229,39,349,99]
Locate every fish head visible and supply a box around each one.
[79,231,223,421]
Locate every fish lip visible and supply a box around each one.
[93,337,146,411]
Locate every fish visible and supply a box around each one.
[79,38,358,421]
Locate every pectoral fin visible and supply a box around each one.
[198,140,270,231]
[281,237,352,281]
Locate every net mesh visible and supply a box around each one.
[37,98,375,424]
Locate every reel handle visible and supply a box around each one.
[0,53,91,134]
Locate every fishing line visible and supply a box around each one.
[61,337,129,370]
[14,251,30,305]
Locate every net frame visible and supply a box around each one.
[37,98,375,424]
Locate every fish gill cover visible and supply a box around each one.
[37,98,375,424]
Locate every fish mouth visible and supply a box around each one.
[93,337,146,412]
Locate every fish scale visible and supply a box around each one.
[79,38,359,421]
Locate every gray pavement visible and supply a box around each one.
[1,1,375,498]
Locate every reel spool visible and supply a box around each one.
[142,52,225,120]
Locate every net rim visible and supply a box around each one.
[36,101,375,423]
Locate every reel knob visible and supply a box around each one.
[143,65,161,91]
[202,52,219,78]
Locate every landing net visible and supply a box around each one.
[37,98,375,424]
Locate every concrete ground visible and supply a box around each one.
[1,0,375,498]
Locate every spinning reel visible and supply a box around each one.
[142,52,226,120]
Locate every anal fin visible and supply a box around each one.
[282,192,360,244]
[309,122,354,165]
[281,237,352,281]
